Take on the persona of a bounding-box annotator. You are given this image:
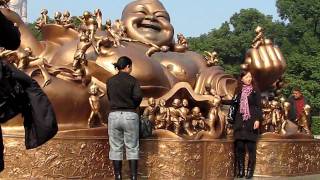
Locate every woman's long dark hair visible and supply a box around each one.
[113,56,132,70]
[234,70,259,95]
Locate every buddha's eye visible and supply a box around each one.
[155,12,169,20]
[136,10,147,15]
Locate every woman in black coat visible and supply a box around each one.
[0,9,58,172]
[229,70,262,179]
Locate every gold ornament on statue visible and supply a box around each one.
[88,83,106,128]
[204,51,219,67]
[35,9,48,29]
[297,105,312,134]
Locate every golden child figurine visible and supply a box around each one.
[88,83,106,128]
[179,99,194,136]
[190,107,205,132]
[73,34,92,71]
[261,98,272,132]
[94,9,103,30]
[280,101,291,135]
[173,33,188,52]
[270,100,282,133]
[143,97,158,127]
[0,47,51,87]
[195,95,225,139]
[297,105,312,134]
[61,11,75,29]
[35,9,48,29]
[54,12,62,25]
[204,51,219,67]
[168,99,185,134]
[251,26,265,49]
[154,99,170,129]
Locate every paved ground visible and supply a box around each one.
[237,174,320,180]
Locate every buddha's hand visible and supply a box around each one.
[243,39,286,90]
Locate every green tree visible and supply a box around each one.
[188,8,282,74]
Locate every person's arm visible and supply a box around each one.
[0,11,21,50]
[106,81,111,101]
[132,80,143,108]
[253,91,263,129]
[255,92,263,121]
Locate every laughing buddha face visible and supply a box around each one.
[121,0,174,47]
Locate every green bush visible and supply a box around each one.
[312,116,320,135]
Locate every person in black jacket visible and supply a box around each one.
[231,70,262,179]
[0,9,58,172]
[107,56,142,180]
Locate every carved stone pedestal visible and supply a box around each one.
[1,129,320,179]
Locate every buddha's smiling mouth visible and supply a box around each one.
[137,21,161,32]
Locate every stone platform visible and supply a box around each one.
[1,128,320,179]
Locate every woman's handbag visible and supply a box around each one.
[139,115,153,138]
[227,94,239,124]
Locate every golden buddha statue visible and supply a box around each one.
[0,0,286,132]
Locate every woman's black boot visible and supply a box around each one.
[245,168,254,179]
[245,159,255,179]
[113,160,122,180]
[129,160,138,180]
[237,157,245,178]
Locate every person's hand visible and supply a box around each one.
[243,39,286,90]
[253,120,260,130]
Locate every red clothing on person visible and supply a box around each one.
[295,97,305,119]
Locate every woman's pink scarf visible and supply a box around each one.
[240,84,253,121]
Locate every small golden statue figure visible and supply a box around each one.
[73,34,92,72]
[297,105,312,134]
[190,107,205,132]
[251,26,265,49]
[280,101,291,135]
[204,51,219,67]
[87,17,98,41]
[179,99,194,136]
[173,33,188,52]
[105,19,112,32]
[61,11,75,29]
[206,96,222,133]
[94,9,103,30]
[54,12,63,25]
[88,83,106,128]
[154,99,170,129]
[35,9,49,29]
[202,83,217,96]
[168,99,185,134]
[0,47,51,87]
[105,19,126,47]
[261,98,272,132]
[78,11,94,36]
[270,100,282,133]
[143,97,158,126]
[195,95,225,139]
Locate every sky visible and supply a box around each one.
[27,0,279,37]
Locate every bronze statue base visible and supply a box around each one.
[1,128,320,179]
